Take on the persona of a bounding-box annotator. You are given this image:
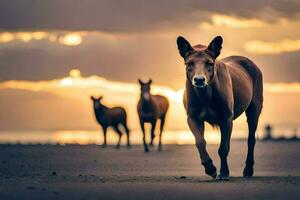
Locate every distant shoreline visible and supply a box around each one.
[0,139,299,146]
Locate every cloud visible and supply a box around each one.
[0,32,187,88]
[200,14,267,29]
[1,30,300,86]
[0,31,84,46]
[244,39,300,54]
[0,0,299,32]
[265,82,300,93]
[0,32,52,43]
[0,70,184,102]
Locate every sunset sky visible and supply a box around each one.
[0,1,299,141]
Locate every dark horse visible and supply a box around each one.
[137,79,169,152]
[91,96,130,148]
[177,36,263,180]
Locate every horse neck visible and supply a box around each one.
[140,95,155,112]
[94,104,109,118]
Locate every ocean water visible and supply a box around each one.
[0,126,298,145]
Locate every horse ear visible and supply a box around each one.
[98,96,103,100]
[90,96,95,100]
[207,36,223,58]
[177,36,193,58]
[138,79,144,85]
[148,79,152,84]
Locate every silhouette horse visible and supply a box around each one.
[177,36,263,180]
[137,79,169,152]
[91,96,130,148]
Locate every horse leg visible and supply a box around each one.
[140,120,149,152]
[244,103,261,177]
[187,116,217,178]
[149,120,157,146]
[158,115,166,151]
[113,126,122,149]
[218,119,233,181]
[101,126,107,148]
[122,123,131,148]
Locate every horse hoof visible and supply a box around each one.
[210,171,217,179]
[144,149,150,153]
[206,166,217,179]
[217,174,229,181]
[101,145,107,148]
[243,166,254,177]
[205,168,217,179]
[203,159,217,179]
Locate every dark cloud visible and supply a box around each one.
[0,35,299,88]
[252,51,300,83]
[0,35,184,87]
[0,0,299,32]
[0,1,299,87]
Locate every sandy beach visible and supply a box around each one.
[0,140,299,200]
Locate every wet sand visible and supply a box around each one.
[0,141,299,200]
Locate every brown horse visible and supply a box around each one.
[137,79,169,152]
[177,36,263,180]
[91,96,130,148]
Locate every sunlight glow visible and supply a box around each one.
[1,70,300,95]
[56,70,184,102]
[59,78,74,87]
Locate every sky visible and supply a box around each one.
[0,1,299,138]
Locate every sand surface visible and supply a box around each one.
[0,141,299,200]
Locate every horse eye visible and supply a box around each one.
[207,62,214,67]
[186,65,193,72]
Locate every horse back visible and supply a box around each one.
[222,56,262,83]
[104,106,126,125]
[152,95,169,116]
[222,56,263,118]
[110,106,126,118]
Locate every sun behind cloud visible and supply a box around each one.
[59,33,83,46]
[69,69,81,78]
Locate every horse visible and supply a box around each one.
[176,36,263,180]
[137,79,169,152]
[90,96,131,148]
